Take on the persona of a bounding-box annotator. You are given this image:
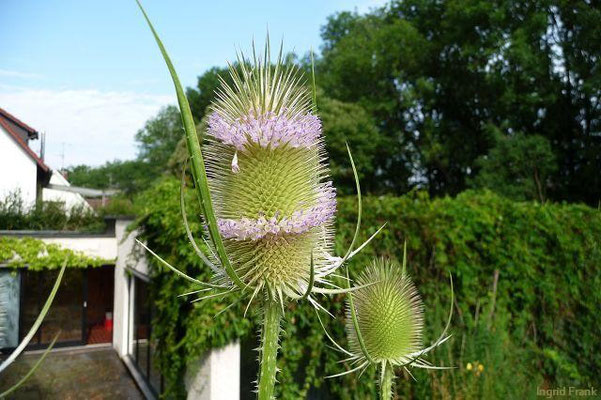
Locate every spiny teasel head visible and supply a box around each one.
[202,43,337,303]
[346,258,424,365]
[135,7,379,399]
[327,253,453,386]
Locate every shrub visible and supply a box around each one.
[136,178,601,399]
[0,192,105,232]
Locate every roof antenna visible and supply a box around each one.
[60,142,65,171]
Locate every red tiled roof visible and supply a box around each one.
[0,107,39,136]
[0,107,50,172]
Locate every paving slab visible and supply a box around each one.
[0,346,144,399]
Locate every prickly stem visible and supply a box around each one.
[380,362,394,400]
[258,300,282,400]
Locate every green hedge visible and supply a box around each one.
[136,178,601,399]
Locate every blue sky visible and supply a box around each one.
[0,0,384,169]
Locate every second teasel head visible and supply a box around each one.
[346,258,425,365]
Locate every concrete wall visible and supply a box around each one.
[41,236,117,260]
[113,219,148,356]
[185,342,241,400]
[0,126,38,205]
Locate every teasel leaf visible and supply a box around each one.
[339,143,362,266]
[310,47,317,110]
[135,0,246,290]
[135,239,226,289]
[180,158,218,273]
[300,250,315,301]
[337,143,387,266]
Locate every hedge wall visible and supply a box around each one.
[136,178,601,399]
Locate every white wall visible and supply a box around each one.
[43,171,92,211]
[41,236,117,260]
[111,220,241,400]
[113,219,149,356]
[0,126,38,206]
[22,220,242,400]
[185,342,241,400]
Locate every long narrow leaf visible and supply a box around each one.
[135,239,226,289]
[310,48,317,110]
[135,0,246,290]
[0,261,66,374]
[180,159,218,272]
[339,143,362,266]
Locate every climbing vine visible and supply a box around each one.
[0,237,112,270]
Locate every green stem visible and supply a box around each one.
[380,362,394,400]
[258,300,282,400]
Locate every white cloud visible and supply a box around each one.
[0,69,43,80]
[0,88,173,169]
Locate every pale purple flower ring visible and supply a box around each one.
[208,110,322,150]
[218,183,337,241]
[208,110,336,241]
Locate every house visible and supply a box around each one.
[0,107,91,211]
[0,108,240,400]
[43,169,93,212]
[0,107,51,205]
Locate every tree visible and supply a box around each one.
[318,93,382,194]
[135,105,183,175]
[186,66,236,123]
[470,126,556,202]
[67,160,154,196]
[318,0,601,204]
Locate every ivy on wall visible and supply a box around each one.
[137,178,601,399]
[0,237,112,270]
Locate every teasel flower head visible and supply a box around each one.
[346,258,425,365]
[133,20,385,311]
[135,4,390,398]
[323,249,454,399]
[191,46,342,307]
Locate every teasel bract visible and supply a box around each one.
[321,245,454,400]
[135,2,385,398]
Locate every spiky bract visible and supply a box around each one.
[347,258,424,365]
[203,45,337,301]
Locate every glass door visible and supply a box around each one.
[20,268,85,348]
[86,265,114,344]
[129,275,163,395]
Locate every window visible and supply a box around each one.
[20,268,85,347]
[16,266,115,350]
[129,275,163,395]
